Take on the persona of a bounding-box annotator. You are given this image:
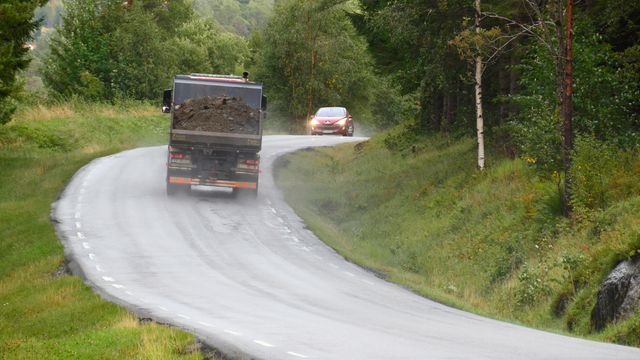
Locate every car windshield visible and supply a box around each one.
[316,107,346,117]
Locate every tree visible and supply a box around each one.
[43,0,247,101]
[255,0,374,130]
[0,0,47,125]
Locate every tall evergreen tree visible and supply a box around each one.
[0,0,47,124]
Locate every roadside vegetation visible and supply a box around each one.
[0,101,206,359]
[275,132,640,346]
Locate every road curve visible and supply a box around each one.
[53,135,639,360]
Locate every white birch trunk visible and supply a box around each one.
[475,0,485,171]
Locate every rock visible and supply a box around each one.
[591,255,640,331]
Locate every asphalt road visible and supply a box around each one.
[53,135,640,360]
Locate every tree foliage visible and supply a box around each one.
[42,0,249,101]
[193,0,273,37]
[0,0,47,125]
[254,0,379,129]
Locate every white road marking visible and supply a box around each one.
[177,314,191,319]
[95,265,104,272]
[77,232,85,239]
[287,351,308,358]
[159,306,168,311]
[125,291,134,296]
[301,246,311,252]
[88,253,96,260]
[270,207,277,214]
[344,271,356,277]
[74,212,81,219]
[197,321,214,327]
[254,340,275,348]
[82,242,90,249]
[277,217,285,223]
[361,279,375,285]
[75,222,82,229]
[313,255,323,260]
[283,226,292,233]
[224,330,241,336]
[290,236,300,243]
[111,284,125,289]
[102,276,115,282]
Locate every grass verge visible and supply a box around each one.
[0,101,205,359]
[274,132,640,346]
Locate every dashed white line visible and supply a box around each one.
[77,232,85,239]
[102,276,115,282]
[197,321,214,327]
[224,330,242,336]
[159,306,168,311]
[95,265,104,272]
[88,253,96,260]
[344,271,356,277]
[287,351,308,358]
[75,222,82,229]
[111,284,125,289]
[254,340,275,348]
[277,217,285,223]
[82,242,90,249]
[177,314,191,320]
[361,279,375,285]
[301,246,311,252]
[125,291,134,296]
[74,212,81,219]
[270,207,277,214]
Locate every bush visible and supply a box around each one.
[572,136,640,214]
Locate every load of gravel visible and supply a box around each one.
[173,96,259,135]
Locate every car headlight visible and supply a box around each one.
[310,118,319,125]
[337,118,347,126]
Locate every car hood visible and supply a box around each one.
[314,116,346,124]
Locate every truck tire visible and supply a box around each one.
[166,182,179,196]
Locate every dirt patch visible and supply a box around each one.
[173,96,259,135]
[51,261,71,278]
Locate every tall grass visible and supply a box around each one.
[0,101,203,359]
[275,133,640,346]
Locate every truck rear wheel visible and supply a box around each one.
[167,183,190,196]
[166,182,179,196]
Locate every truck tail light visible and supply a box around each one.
[244,159,259,166]
[170,152,185,159]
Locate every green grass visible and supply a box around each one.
[0,101,205,359]
[274,133,640,346]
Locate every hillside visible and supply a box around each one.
[274,131,640,346]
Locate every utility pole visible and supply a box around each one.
[561,0,574,216]
[475,0,485,171]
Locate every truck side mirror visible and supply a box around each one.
[261,95,268,111]
[162,89,172,113]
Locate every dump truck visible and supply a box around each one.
[162,73,267,196]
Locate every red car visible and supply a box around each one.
[309,107,354,136]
